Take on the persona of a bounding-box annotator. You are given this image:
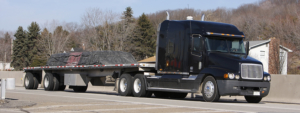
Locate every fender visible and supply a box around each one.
[199,67,230,80]
[193,67,229,93]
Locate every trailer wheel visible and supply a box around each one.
[73,86,88,92]
[25,72,34,89]
[169,93,188,99]
[154,92,169,98]
[32,76,39,89]
[53,75,60,91]
[202,76,220,102]
[44,73,54,91]
[244,96,262,103]
[118,74,133,96]
[132,74,152,97]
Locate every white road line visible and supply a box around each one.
[8,91,248,113]
[174,111,230,113]
[24,103,130,110]
[212,102,300,111]
[0,109,24,113]
[40,89,300,112]
[37,107,174,113]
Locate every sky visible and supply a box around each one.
[0,0,261,32]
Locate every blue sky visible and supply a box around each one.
[0,0,260,32]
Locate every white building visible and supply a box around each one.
[249,39,293,75]
[0,61,12,71]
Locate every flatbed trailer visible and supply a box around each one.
[23,15,271,103]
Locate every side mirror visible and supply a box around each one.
[245,41,249,55]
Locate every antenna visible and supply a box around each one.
[201,14,205,21]
[166,11,169,20]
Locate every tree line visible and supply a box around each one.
[10,7,156,70]
[1,0,299,73]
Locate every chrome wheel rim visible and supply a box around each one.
[204,81,214,98]
[133,78,141,93]
[25,76,29,87]
[44,77,49,88]
[120,78,127,92]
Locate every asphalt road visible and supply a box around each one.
[1,87,300,113]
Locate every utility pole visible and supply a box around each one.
[4,51,6,71]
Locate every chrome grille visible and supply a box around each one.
[241,63,263,80]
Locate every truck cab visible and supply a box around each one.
[149,19,271,102]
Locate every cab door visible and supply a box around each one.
[189,34,203,73]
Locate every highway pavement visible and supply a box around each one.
[1,87,300,113]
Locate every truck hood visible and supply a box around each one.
[207,52,262,72]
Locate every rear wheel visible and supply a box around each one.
[132,74,152,97]
[202,76,220,102]
[118,74,133,96]
[73,86,88,92]
[24,72,34,89]
[44,73,54,91]
[245,96,262,103]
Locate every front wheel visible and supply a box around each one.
[245,96,262,103]
[202,76,220,102]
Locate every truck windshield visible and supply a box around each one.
[205,37,246,54]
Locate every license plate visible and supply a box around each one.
[253,91,260,96]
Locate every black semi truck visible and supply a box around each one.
[23,16,270,103]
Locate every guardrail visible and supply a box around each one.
[0,71,299,103]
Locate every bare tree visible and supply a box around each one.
[81,8,120,51]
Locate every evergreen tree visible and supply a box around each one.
[11,27,26,70]
[27,22,41,67]
[120,7,136,52]
[131,13,156,60]
[122,7,134,27]
[30,28,49,67]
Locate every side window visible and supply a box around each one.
[192,34,202,55]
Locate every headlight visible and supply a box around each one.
[228,73,235,79]
[235,75,240,79]
[264,76,267,81]
[267,76,271,81]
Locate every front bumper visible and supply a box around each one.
[217,80,270,97]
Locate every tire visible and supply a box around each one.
[154,92,169,98]
[245,96,262,103]
[53,75,60,91]
[132,74,152,97]
[24,72,34,89]
[32,76,39,89]
[44,73,54,91]
[73,86,88,92]
[118,74,133,96]
[169,93,188,99]
[202,76,220,102]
